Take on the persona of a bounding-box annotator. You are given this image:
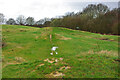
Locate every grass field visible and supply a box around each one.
[2,25,119,78]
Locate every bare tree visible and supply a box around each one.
[83,3,109,18]
[26,17,35,25]
[43,17,51,22]
[6,18,16,25]
[16,15,26,25]
[35,19,44,25]
[0,13,5,24]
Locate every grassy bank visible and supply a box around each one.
[2,25,119,78]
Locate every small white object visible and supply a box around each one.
[50,53,53,55]
[51,47,58,51]
[56,52,58,54]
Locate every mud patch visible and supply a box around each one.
[6,30,10,32]
[114,59,120,62]
[20,30,27,32]
[2,42,6,48]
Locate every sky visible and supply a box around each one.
[0,0,119,21]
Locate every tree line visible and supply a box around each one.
[0,14,51,27]
[0,3,119,35]
[50,4,120,35]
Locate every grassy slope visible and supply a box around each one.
[2,25,119,78]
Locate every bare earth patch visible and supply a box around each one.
[87,50,118,57]
[55,59,58,62]
[3,57,26,68]
[78,59,83,61]
[38,63,44,67]
[20,29,27,32]
[52,58,55,60]
[31,63,45,73]
[40,32,48,40]
[114,59,120,62]
[44,58,49,62]
[95,37,115,41]
[17,46,23,49]
[59,58,63,61]
[88,50,94,54]
[44,58,64,64]
[96,50,118,56]
[55,33,72,40]
[78,50,118,57]
[44,58,54,63]
[46,71,65,78]
[2,42,6,48]
[35,36,39,39]
[2,61,21,68]
[15,57,26,62]
[35,63,44,69]
[59,66,71,70]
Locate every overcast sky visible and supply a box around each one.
[0,0,119,21]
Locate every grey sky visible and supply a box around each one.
[0,0,119,21]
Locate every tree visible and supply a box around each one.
[83,3,109,18]
[43,17,51,22]
[50,19,63,27]
[64,12,75,17]
[43,21,51,26]
[35,19,44,25]
[97,4,109,15]
[26,17,35,25]
[0,13,5,24]
[16,15,26,25]
[6,18,16,25]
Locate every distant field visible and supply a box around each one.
[2,25,119,78]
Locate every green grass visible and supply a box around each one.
[2,25,119,78]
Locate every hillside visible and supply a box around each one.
[2,25,119,78]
